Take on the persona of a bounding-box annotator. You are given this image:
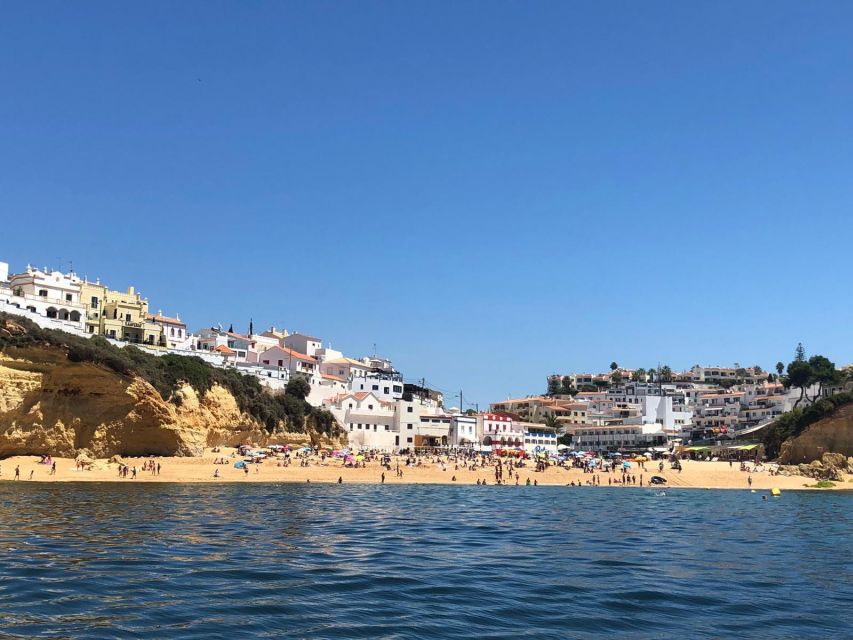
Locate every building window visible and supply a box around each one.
[407,437,413,443]
[372,385,379,391]
[38,290,47,297]
[368,404,373,410]
[407,407,413,413]
[65,294,72,302]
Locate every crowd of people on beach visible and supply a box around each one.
[0,443,787,490]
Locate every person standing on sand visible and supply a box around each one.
[29,470,34,480]
[381,472,385,484]
[338,476,342,484]
[51,462,56,476]
[15,465,20,480]
[244,466,249,477]
[748,475,753,488]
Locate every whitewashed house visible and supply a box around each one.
[4,265,86,331]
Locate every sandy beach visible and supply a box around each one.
[0,449,849,490]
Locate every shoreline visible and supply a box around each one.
[0,449,849,491]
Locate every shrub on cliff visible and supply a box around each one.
[764,391,853,457]
[0,314,334,435]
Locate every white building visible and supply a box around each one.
[3,265,86,330]
[320,357,372,381]
[449,414,478,447]
[479,413,524,449]
[641,395,692,435]
[282,333,322,357]
[197,327,256,363]
[350,372,404,402]
[258,346,318,380]
[147,312,190,349]
[325,392,397,450]
[521,423,559,454]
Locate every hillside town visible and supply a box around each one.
[0,260,847,458]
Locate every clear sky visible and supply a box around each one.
[2,2,853,407]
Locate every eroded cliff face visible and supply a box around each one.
[0,346,275,457]
[778,402,853,464]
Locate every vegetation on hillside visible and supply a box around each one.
[0,314,339,436]
[763,392,853,458]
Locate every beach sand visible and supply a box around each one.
[0,449,849,490]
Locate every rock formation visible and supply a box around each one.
[0,345,327,457]
[777,402,853,464]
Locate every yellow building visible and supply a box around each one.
[79,281,163,346]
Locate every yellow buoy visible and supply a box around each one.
[771,488,781,497]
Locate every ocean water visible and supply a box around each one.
[0,484,850,639]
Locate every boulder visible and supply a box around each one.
[822,452,847,470]
[109,454,124,465]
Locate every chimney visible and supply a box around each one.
[128,286,135,296]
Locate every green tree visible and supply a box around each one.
[561,376,577,396]
[735,367,747,383]
[547,378,561,396]
[611,370,623,384]
[543,414,561,431]
[285,375,311,400]
[795,342,806,362]
[775,361,785,376]
[593,379,610,391]
[786,360,812,408]
[807,355,841,403]
[610,361,618,371]
[659,365,673,382]
[647,368,656,383]
[632,368,646,382]
[753,365,763,375]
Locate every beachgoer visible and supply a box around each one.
[29,469,34,480]
[214,469,220,478]
[381,472,385,484]
[338,476,343,484]
[15,465,20,480]
[748,475,753,487]
[51,462,56,476]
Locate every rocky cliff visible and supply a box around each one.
[0,345,309,457]
[778,402,853,464]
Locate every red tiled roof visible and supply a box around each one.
[215,345,236,355]
[147,313,184,326]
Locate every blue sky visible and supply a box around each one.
[2,2,852,407]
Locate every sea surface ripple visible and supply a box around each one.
[0,484,850,639]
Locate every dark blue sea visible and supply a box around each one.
[0,484,850,639]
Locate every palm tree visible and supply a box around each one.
[543,414,563,435]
